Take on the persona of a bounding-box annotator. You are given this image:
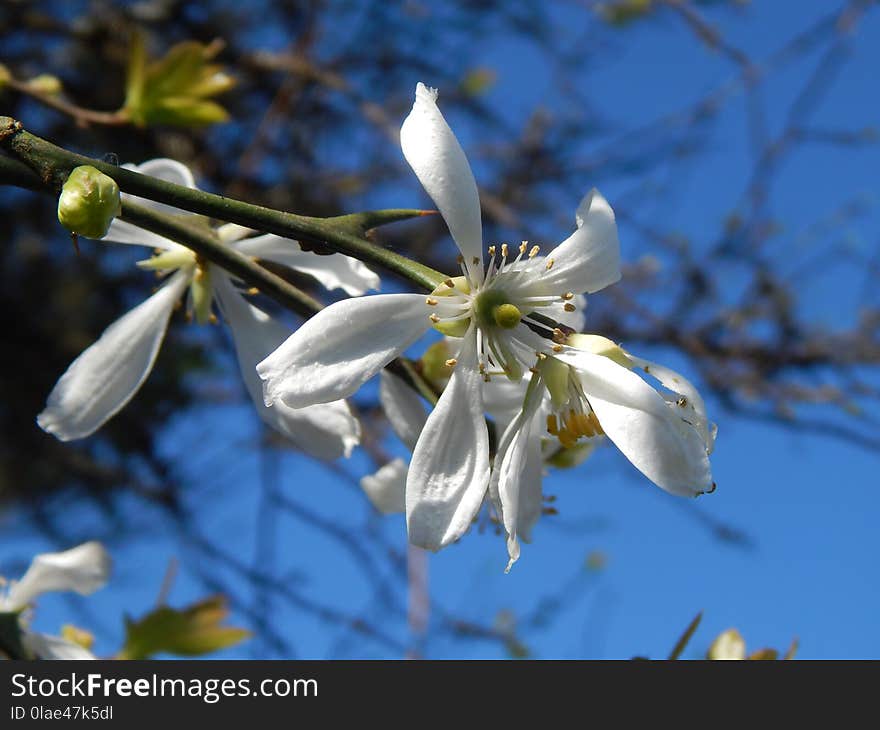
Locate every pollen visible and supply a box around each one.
[426,297,438,306]
[545,259,555,270]
[488,245,496,256]
[519,242,527,255]
[501,243,509,258]
[529,245,540,258]
[246,287,259,296]
[445,358,458,367]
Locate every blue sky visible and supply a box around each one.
[5,1,879,659]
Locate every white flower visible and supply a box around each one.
[495,334,716,569]
[359,370,427,514]
[38,159,376,460]
[258,83,621,551]
[1,542,111,659]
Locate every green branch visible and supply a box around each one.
[0,116,446,291]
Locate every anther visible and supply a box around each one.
[528,245,540,258]
[472,256,480,266]
[536,352,548,360]
[209,313,218,325]
[564,303,576,312]
[545,259,555,270]
[552,328,566,344]
[562,292,574,300]
[552,344,563,353]
[429,313,441,323]
[488,245,496,256]
[444,279,455,288]
[426,297,438,306]
[677,396,689,408]
[519,242,527,255]
[445,358,458,367]
[501,243,509,258]
[456,255,464,265]
[246,287,259,296]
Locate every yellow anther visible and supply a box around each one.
[472,256,480,266]
[519,242,527,255]
[545,259,555,270]
[562,292,574,300]
[552,328,566,343]
[426,297,438,306]
[547,414,559,435]
[246,287,259,296]
[536,352,548,360]
[552,344,563,352]
[209,313,218,325]
[429,313,441,323]
[488,245,496,256]
[529,245,540,258]
[445,358,458,367]
[501,243,509,258]
[564,303,576,312]
[588,411,603,435]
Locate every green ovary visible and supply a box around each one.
[474,289,521,330]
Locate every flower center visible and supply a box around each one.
[474,289,521,330]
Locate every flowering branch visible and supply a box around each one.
[0,116,446,291]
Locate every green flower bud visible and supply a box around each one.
[26,73,62,96]
[57,166,121,239]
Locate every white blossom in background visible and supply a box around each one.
[38,159,378,460]
[258,83,621,553]
[1,542,111,659]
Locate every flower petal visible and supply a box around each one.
[542,188,621,295]
[257,294,430,408]
[37,272,188,441]
[379,370,427,451]
[23,633,97,660]
[406,327,490,551]
[493,377,545,571]
[213,273,359,460]
[102,219,183,251]
[556,350,712,497]
[627,355,716,454]
[400,83,483,279]
[6,542,111,611]
[232,234,380,296]
[361,458,408,514]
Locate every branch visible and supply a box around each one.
[0,116,446,291]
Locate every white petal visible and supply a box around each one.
[233,234,380,296]
[400,83,483,279]
[361,458,408,514]
[23,632,96,660]
[257,294,431,408]
[213,274,359,459]
[494,378,545,571]
[6,542,111,610]
[556,350,712,497]
[542,188,621,295]
[102,219,183,251]
[379,370,427,451]
[37,272,188,441]
[406,327,490,551]
[627,355,716,454]
[482,375,531,432]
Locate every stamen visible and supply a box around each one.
[426,297,438,306]
[488,245,496,256]
[472,256,480,267]
[528,245,540,258]
[246,287,259,296]
[501,243,509,258]
[588,411,603,434]
[209,313,218,325]
[445,358,458,367]
[677,396,689,408]
[552,328,566,344]
[444,279,455,288]
[519,241,527,255]
[545,259,555,270]
[547,414,559,435]
[564,303,576,312]
[429,314,441,323]
[552,344,563,353]
[562,292,574,300]
[536,352,548,360]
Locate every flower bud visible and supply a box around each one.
[26,73,62,96]
[57,166,121,239]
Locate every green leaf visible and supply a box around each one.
[118,595,250,660]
